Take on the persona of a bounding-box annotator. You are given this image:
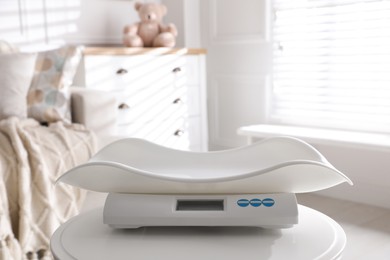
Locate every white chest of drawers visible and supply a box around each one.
[74,47,208,151]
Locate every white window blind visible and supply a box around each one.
[271,0,390,134]
[0,0,80,46]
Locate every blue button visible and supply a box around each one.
[262,198,275,207]
[237,199,250,207]
[249,198,262,207]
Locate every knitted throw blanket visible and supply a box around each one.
[0,117,97,260]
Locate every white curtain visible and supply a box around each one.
[271,0,390,134]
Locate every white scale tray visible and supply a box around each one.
[58,136,352,194]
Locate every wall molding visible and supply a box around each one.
[209,0,269,45]
[210,74,267,148]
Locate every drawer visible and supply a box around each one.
[80,55,142,91]
[117,84,200,125]
[116,116,203,151]
[82,54,200,91]
[115,54,200,86]
[117,99,187,125]
[116,117,190,150]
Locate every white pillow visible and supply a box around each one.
[0,40,19,53]
[0,53,37,120]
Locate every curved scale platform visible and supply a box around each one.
[57,137,352,194]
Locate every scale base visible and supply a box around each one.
[103,193,298,229]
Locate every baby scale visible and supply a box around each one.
[57,137,352,229]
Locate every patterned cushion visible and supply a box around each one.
[27,46,82,123]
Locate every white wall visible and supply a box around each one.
[161,0,185,47]
[64,0,184,46]
[64,0,144,45]
[162,0,202,48]
[0,0,163,47]
[314,143,390,209]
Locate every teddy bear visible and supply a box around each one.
[123,2,178,48]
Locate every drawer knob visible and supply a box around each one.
[116,68,128,75]
[172,98,182,104]
[174,129,184,137]
[118,103,130,110]
[172,67,182,73]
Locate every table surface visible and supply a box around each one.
[51,205,346,260]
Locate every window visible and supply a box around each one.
[0,0,80,46]
[271,0,390,134]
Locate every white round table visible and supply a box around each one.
[51,205,346,260]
